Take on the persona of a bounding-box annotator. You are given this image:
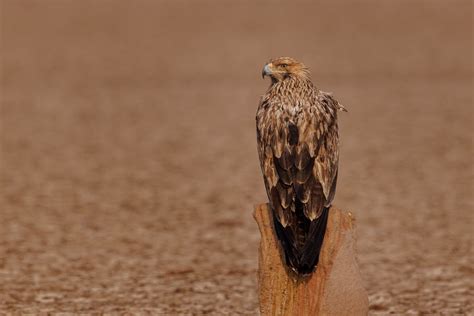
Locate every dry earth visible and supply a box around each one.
[1,1,473,314]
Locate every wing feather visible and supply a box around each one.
[257,84,343,274]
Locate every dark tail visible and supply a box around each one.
[273,205,330,275]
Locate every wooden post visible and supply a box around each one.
[253,203,369,316]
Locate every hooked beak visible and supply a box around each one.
[261,63,272,79]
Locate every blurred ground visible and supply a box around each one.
[0,0,473,314]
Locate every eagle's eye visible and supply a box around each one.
[280,64,289,68]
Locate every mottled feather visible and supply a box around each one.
[256,57,345,274]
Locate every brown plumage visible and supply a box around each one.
[256,57,347,275]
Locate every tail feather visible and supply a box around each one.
[273,205,330,275]
[299,206,329,272]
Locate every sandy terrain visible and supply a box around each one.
[1,0,472,314]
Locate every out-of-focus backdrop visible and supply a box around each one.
[1,1,472,314]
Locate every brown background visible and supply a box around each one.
[1,0,472,314]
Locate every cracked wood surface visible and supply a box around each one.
[254,203,368,315]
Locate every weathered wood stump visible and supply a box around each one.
[253,203,368,316]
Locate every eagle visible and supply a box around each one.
[256,57,346,275]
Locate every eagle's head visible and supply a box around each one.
[262,57,310,83]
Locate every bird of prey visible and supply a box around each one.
[256,57,346,275]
